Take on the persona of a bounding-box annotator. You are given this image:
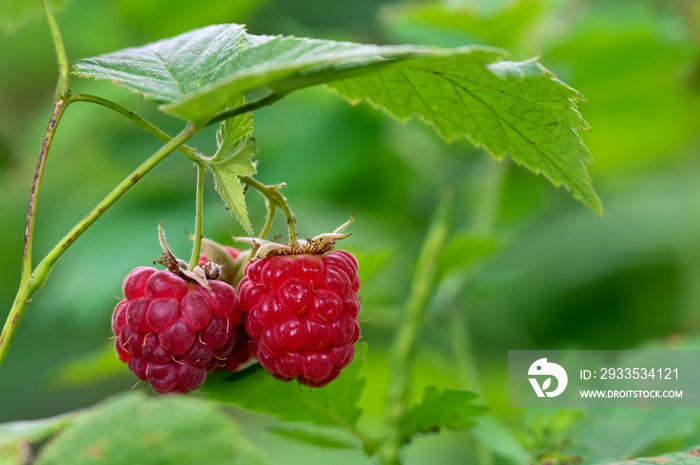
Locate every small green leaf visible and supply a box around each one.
[33,392,269,465]
[269,427,357,450]
[400,386,488,443]
[200,96,257,234]
[202,343,367,429]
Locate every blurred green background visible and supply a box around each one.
[1,0,699,463]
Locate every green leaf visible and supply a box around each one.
[471,416,530,465]
[0,414,77,465]
[33,392,269,465]
[71,24,600,213]
[200,95,257,234]
[269,427,357,450]
[400,386,488,443]
[328,54,601,214]
[0,0,66,33]
[601,449,700,465]
[202,343,367,429]
[71,24,434,121]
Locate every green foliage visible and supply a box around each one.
[32,392,269,465]
[400,386,487,443]
[601,449,700,465]
[70,23,599,213]
[329,55,599,214]
[0,413,77,465]
[203,343,367,429]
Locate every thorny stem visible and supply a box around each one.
[41,0,69,99]
[22,98,68,282]
[188,164,205,271]
[378,192,453,465]
[69,94,201,163]
[0,125,196,370]
[240,176,298,245]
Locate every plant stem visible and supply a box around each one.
[0,124,196,370]
[258,200,277,240]
[378,192,453,465]
[240,176,297,245]
[188,164,205,270]
[22,98,68,282]
[69,94,201,163]
[204,92,287,128]
[41,0,70,99]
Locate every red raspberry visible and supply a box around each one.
[198,245,240,267]
[111,266,241,394]
[238,250,361,387]
[197,246,253,372]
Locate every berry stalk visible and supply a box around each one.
[240,176,298,246]
[378,192,452,465]
[188,164,205,271]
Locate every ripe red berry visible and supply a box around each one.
[112,266,241,394]
[238,250,361,387]
[198,245,239,267]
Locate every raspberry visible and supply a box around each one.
[198,246,253,372]
[238,250,361,387]
[198,245,239,267]
[111,266,241,394]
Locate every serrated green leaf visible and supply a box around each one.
[33,392,269,465]
[328,55,601,214]
[400,386,488,443]
[71,24,600,213]
[201,95,257,234]
[71,24,446,122]
[202,343,367,429]
[269,427,357,450]
[600,449,700,465]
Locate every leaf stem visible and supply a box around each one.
[377,192,453,465]
[69,94,201,163]
[0,124,197,371]
[204,92,287,128]
[188,164,205,270]
[41,0,69,99]
[240,176,298,245]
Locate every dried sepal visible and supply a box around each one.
[154,221,211,290]
[234,214,354,258]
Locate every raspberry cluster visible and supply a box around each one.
[238,250,361,387]
[112,267,240,393]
